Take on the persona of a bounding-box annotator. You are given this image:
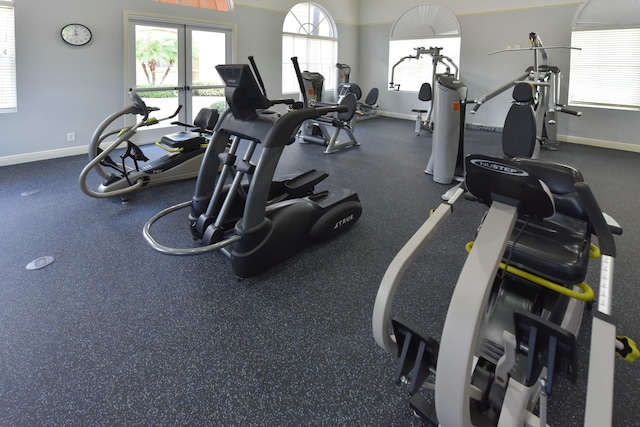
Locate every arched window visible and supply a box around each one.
[388,4,461,92]
[282,2,338,94]
[569,0,640,109]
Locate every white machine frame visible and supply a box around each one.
[372,159,620,426]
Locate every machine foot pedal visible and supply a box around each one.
[513,308,577,394]
[391,316,439,396]
[284,169,328,197]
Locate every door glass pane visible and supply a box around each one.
[134,25,180,123]
[135,25,179,87]
[191,30,227,114]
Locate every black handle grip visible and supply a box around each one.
[315,105,348,115]
[575,182,616,257]
[269,98,296,106]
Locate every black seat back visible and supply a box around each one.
[193,107,219,132]
[364,87,379,106]
[418,83,432,102]
[515,158,587,221]
[337,92,358,122]
[503,82,537,158]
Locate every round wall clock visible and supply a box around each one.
[60,23,92,46]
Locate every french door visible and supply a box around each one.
[127,15,232,135]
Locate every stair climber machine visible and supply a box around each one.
[143,60,362,278]
[372,154,638,426]
[79,90,218,200]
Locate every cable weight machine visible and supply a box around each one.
[472,32,582,151]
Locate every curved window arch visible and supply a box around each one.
[282,2,338,94]
[569,0,640,109]
[388,4,461,92]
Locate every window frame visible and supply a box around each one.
[388,4,461,94]
[568,0,640,110]
[281,2,338,95]
[568,27,640,110]
[388,36,461,93]
[0,0,16,114]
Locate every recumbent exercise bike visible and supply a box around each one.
[79,90,218,200]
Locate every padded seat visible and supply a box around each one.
[503,158,591,286]
[161,107,219,151]
[506,214,590,285]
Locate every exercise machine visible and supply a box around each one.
[472,32,582,150]
[144,60,362,278]
[389,46,468,185]
[295,58,360,154]
[335,63,379,119]
[390,46,458,133]
[79,90,218,200]
[373,154,637,426]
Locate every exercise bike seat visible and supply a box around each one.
[161,107,219,151]
[505,159,591,286]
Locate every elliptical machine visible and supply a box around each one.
[144,60,362,278]
[373,154,637,426]
[79,91,218,200]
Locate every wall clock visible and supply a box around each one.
[60,23,92,46]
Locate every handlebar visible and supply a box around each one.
[269,98,296,107]
[316,105,348,115]
[556,105,582,116]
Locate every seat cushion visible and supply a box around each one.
[505,213,591,285]
[161,132,206,151]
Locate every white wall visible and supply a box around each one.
[1,0,639,166]
[0,0,359,165]
[357,1,640,153]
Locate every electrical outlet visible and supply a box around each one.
[67,132,76,142]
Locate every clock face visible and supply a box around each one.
[61,24,92,46]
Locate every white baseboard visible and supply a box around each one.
[2,120,640,166]
[378,110,414,121]
[560,135,640,153]
[0,145,89,167]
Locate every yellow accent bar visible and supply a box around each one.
[465,241,595,302]
[154,141,183,153]
[616,335,639,363]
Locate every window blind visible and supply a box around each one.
[569,28,640,109]
[0,2,16,113]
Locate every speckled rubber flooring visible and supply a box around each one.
[1,117,638,426]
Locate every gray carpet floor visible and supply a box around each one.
[1,116,638,426]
